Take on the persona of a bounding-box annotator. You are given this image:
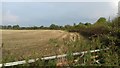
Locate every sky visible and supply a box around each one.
[0,0,119,27]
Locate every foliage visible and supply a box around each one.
[13,25,20,29]
[95,17,107,25]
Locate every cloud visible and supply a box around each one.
[2,2,117,26]
[3,10,19,24]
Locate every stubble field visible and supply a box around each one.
[2,30,81,62]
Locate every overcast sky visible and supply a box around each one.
[1,1,119,26]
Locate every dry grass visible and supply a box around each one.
[2,30,75,62]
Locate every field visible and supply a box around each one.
[2,30,82,62]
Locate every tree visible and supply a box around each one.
[33,26,38,29]
[64,25,71,29]
[40,26,44,29]
[13,25,20,29]
[95,17,106,24]
[73,23,76,26]
[49,24,59,29]
[2,26,7,29]
[84,23,91,26]
[8,25,12,29]
[78,22,84,25]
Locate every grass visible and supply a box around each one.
[2,30,67,62]
[2,30,85,63]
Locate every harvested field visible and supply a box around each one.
[2,30,82,62]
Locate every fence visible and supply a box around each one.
[0,48,109,67]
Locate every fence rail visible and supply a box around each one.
[0,48,109,67]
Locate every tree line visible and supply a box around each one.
[0,24,62,30]
[0,22,92,30]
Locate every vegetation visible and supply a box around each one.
[1,16,120,67]
[67,17,120,66]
